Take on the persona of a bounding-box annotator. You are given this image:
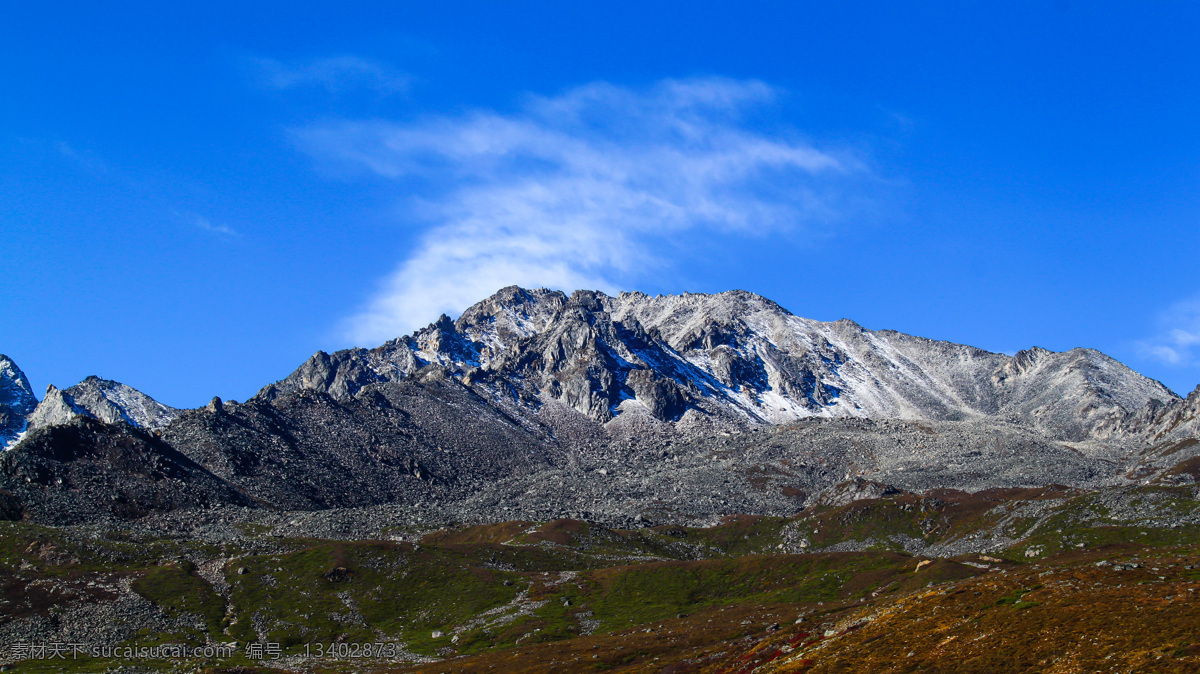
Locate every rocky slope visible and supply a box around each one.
[4,478,1200,671]
[0,415,254,524]
[159,371,567,511]
[1134,384,1200,444]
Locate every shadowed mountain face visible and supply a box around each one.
[159,372,565,511]
[0,416,254,524]
[1,287,1196,526]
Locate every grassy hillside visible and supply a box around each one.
[2,484,1200,672]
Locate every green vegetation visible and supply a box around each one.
[222,540,525,652]
[994,584,1041,610]
[582,553,895,631]
[131,561,225,636]
[6,485,1200,670]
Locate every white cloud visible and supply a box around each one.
[253,55,409,95]
[1138,295,1200,367]
[296,78,869,344]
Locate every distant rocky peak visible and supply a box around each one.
[0,355,38,448]
[1133,383,1200,444]
[568,289,605,313]
[991,347,1050,384]
[0,355,37,414]
[446,286,794,362]
[603,289,795,354]
[1012,346,1051,371]
[65,377,180,430]
[23,376,179,436]
[25,384,85,431]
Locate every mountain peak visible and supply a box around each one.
[0,355,38,448]
[273,286,1179,440]
[21,376,180,438]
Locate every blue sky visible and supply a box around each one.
[2,2,1199,407]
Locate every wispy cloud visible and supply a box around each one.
[47,140,240,241]
[1138,294,1200,367]
[189,213,239,238]
[296,78,870,343]
[252,55,409,95]
[54,140,112,175]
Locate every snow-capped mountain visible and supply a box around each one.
[275,286,1177,442]
[0,355,38,448]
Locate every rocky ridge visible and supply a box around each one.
[1132,384,1200,444]
[276,287,1178,442]
[1,286,1199,527]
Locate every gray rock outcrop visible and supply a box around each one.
[24,376,179,436]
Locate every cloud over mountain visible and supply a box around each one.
[296,78,868,344]
[1139,293,1200,374]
